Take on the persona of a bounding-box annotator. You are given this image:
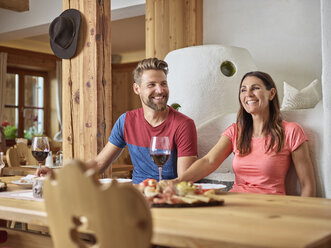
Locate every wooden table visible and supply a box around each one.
[1,164,133,177]
[0,177,331,247]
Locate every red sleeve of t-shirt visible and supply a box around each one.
[175,119,198,157]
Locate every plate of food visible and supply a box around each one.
[194,183,227,191]
[11,174,37,189]
[138,179,224,208]
[11,180,33,189]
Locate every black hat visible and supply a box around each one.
[49,9,81,59]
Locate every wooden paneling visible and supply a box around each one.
[111,62,140,165]
[0,0,29,12]
[112,62,140,126]
[62,1,112,163]
[0,47,57,139]
[0,46,58,71]
[146,0,203,59]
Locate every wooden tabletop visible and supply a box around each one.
[0,177,331,247]
[1,164,133,177]
[152,194,331,247]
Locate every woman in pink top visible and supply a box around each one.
[178,71,316,196]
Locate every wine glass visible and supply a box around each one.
[31,137,50,169]
[150,136,171,181]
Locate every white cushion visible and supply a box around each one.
[281,79,321,110]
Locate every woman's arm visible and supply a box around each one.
[291,141,316,197]
[178,135,233,182]
[177,156,197,178]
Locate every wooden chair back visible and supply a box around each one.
[5,146,20,167]
[15,138,28,145]
[15,143,38,165]
[6,143,38,167]
[43,160,152,248]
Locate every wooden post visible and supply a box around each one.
[146,0,202,59]
[62,0,112,164]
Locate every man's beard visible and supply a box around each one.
[142,95,168,111]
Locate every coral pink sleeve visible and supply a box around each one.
[222,123,236,143]
[285,122,308,152]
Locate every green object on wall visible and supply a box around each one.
[171,103,181,111]
[220,61,236,77]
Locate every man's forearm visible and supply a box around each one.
[86,159,108,173]
[85,142,124,174]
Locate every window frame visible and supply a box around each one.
[4,67,49,138]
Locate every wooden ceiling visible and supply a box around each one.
[0,0,29,12]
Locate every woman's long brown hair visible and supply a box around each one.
[236,71,284,155]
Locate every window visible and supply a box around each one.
[3,68,48,140]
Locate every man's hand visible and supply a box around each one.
[35,166,52,177]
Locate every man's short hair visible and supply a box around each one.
[133,58,168,84]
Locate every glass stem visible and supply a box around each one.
[39,162,42,169]
[159,167,162,182]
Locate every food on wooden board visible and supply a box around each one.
[137,179,224,207]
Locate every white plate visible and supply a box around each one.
[194,183,227,190]
[11,180,33,189]
[99,178,132,184]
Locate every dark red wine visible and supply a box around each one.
[150,154,170,167]
[32,151,49,162]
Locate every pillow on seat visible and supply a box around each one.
[281,79,321,110]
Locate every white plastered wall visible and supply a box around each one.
[321,0,331,198]
[203,0,322,102]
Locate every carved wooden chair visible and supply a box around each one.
[16,143,38,165]
[5,146,20,167]
[6,143,38,167]
[43,160,152,248]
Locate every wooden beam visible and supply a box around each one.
[0,0,29,12]
[146,0,203,59]
[62,0,112,166]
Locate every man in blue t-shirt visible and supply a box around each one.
[88,58,198,183]
[38,58,198,183]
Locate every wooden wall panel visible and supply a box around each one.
[111,62,140,165]
[112,63,140,125]
[146,0,203,59]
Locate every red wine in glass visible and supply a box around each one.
[150,136,171,181]
[31,137,50,169]
[150,154,170,167]
[32,151,49,162]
